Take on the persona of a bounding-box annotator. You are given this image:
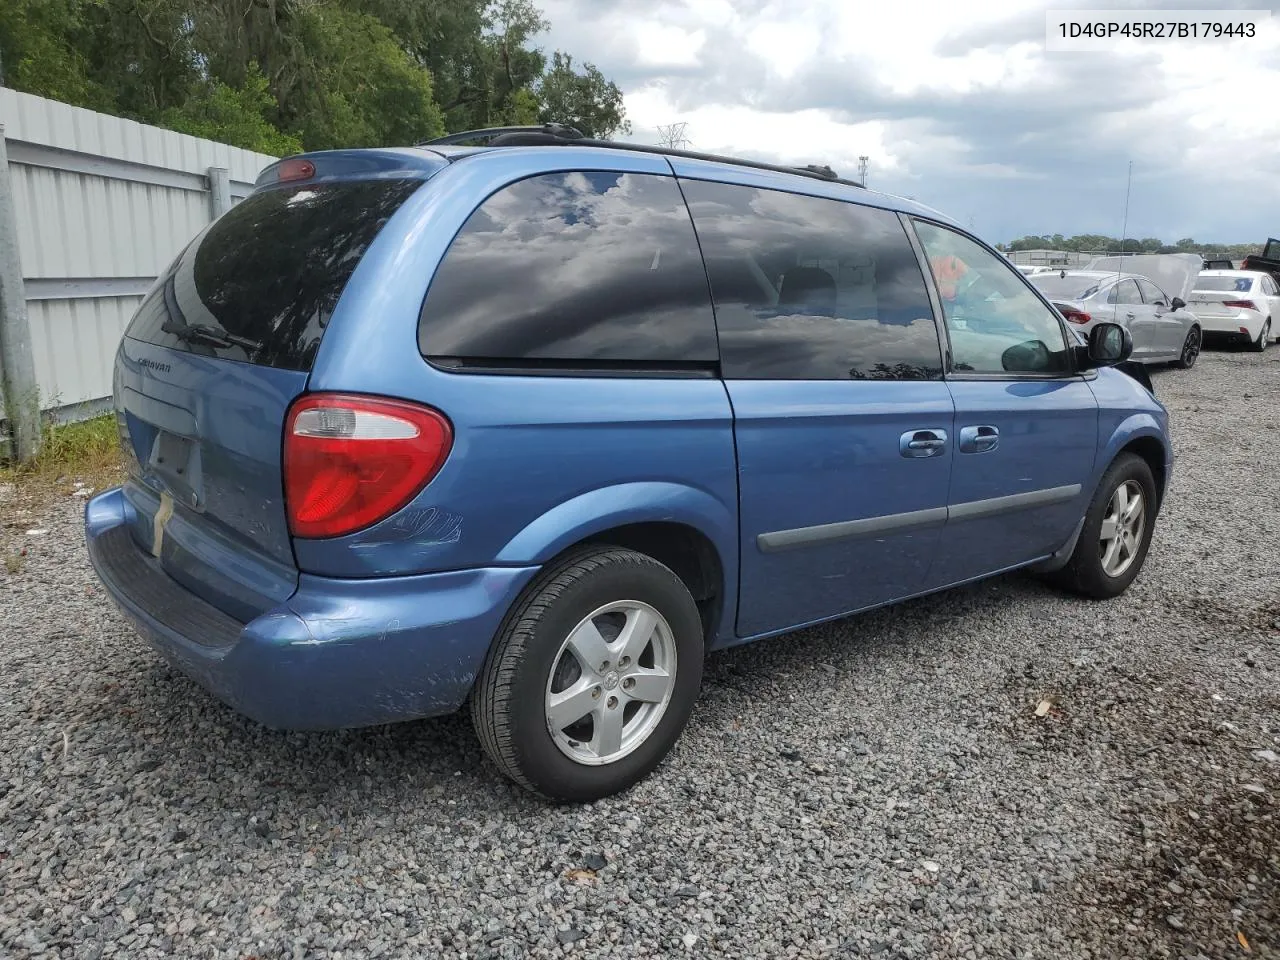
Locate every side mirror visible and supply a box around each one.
[1085,322,1132,367]
[1170,297,1186,310]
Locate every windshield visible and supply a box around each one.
[1196,275,1254,293]
[1029,274,1104,300]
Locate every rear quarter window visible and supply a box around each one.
[417,171,718,371]
[126,178,423,371]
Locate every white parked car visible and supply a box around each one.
[1189,270,1280,351]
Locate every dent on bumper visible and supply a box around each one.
[86,488,538,730]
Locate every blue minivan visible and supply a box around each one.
[86,126,1172,801]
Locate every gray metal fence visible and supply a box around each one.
[0,88,277,452]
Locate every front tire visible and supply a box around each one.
[1252,318,1271,352]
[1172,325,1200,369]
[472,547,703,802]
[1046,453,1157,600]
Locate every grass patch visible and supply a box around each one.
[1,414,124,491]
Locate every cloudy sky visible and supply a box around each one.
[534,0,1280,245]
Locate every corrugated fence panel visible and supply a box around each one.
[27,296,143,409]
[1,88,278,417]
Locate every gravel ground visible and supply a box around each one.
[1,349,1277,960]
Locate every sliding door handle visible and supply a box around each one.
[900,428,948,458]
[958,425,999,454]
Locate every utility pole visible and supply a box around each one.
[857,155,869,186]
[657,122,690,150]
[0,125,41,461]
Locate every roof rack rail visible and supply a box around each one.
[795,164,838,181]
[420,123,586,147]
[417,124,864,189]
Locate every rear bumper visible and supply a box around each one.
[1196,312,1264,338]
[85,488,538,730]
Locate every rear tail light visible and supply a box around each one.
[283,394,453,539]
[1222,300,1258,311]
[278,158,316,182]
[1059,307,1092,324]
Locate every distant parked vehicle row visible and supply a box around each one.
[1028,255,1203,368]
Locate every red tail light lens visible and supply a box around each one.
[1060,308,1092,324]
[278,158,316,182]
[284,394,453,539]
[1222,300,1258,311]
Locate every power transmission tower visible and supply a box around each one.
[857,156,869,186]
[657,122,690,149]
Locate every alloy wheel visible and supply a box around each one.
[1182,328,1200,366]
[544,600,678,765]
[1099,480,1146,578]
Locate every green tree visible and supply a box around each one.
[0,0,111,110]
[160,64,302,155]
[77,0,199,119]
[1003,234,1262,258]
[536,52,630,138]
[0,0,629,154]
[285,4,445,149]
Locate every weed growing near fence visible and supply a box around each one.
[1,414,122,490]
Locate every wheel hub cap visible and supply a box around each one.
[1099,480,1146,578]
[544,600,677,766]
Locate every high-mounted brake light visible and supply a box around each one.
[1222,299,1258,311]
[283,394,453,539]
[278,158,316,183]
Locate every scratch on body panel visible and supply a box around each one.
[352,506,464,551]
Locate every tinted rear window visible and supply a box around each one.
[1195,275,1254,293]
[126,179,422,371]
[418,171,717,370]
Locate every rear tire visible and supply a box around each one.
[1172,325,1201,369]
[1253,318,1271,352]
[1045,453,1157,600]
[472,546,703,802]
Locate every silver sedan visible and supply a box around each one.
[1030,265,1202,368]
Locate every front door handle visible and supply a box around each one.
[1125,312,1137,320]
[958,424,999,454]
[900,428,948,459]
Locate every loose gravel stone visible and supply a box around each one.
[1,350,1277,959]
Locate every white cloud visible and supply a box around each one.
[535,0,1280,241]
[623,87,893,172]
[631,23,707,69]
